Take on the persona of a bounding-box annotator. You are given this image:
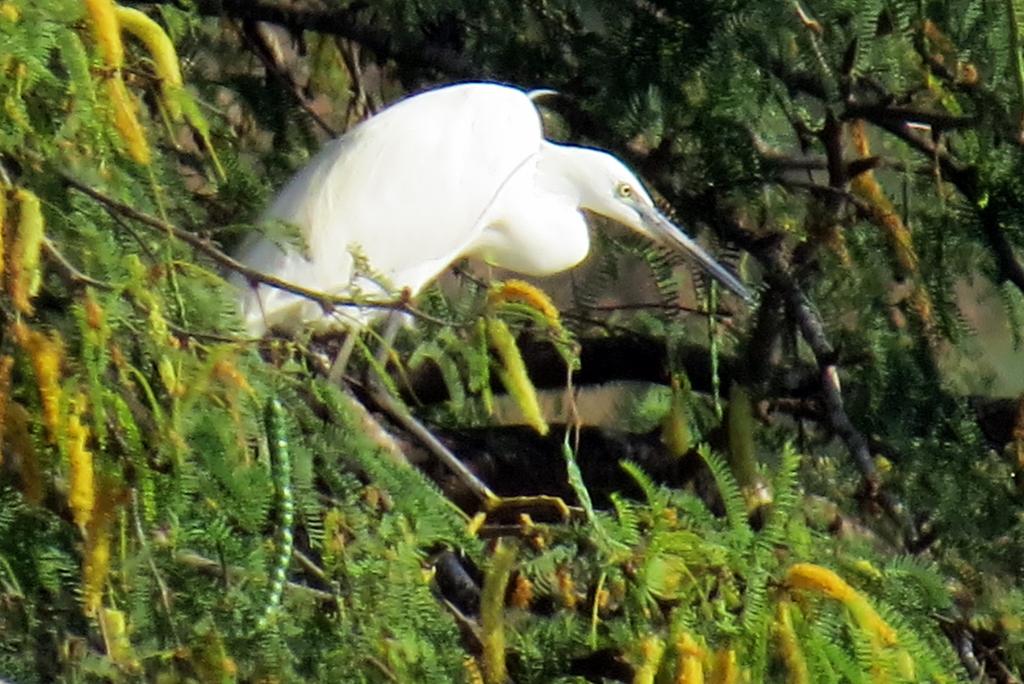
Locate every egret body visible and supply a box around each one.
[233,82,749,334]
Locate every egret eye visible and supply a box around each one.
[616,183,634,199]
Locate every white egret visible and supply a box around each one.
[232,81,750,335]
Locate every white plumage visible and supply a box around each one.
[233,82,748,335]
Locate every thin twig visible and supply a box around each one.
[49,228,249,344]
[698,201,923,548]
[42,239,113,290]
[772,178,874,217]
[107,207,160,262]
[131,488,180,645]
[292,548,331,585]
[173,549,335,602]
[583,301,735,317]
[365,374,498,503]
[842,102,976,131]
[240,20,338,136]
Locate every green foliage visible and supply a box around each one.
[1,0,1021,680]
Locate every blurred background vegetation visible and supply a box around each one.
[2,0,1024,681]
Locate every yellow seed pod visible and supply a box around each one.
[707,648,738,684]
[12,320,63,444]
[633,635,666,684]
[83,289,105,331]
[555,565,577,609]
[114,6,184,119]
[84,0,124,69]
[675,633,704,684]
[466,510,487,537]
[146,300,170,345]
[106,76,151,165]
[847,558,884,580]
[6,402,43,503]
[3,92,31,133]
[190,628,238,683]
[98,608,140,672]
[9,187,45,315]
[463,657,484,684]
[481,540,516,684]
[661,376,692,457]
[844,593,899,647]
[785,563,898,646]
[726,384,758,488]
[0,2,19,22]
[509,574,533,610]
[83,479,123,616]
[786,562,857,602]
[67,402,95,530]
[212,357,253,395]
[775,600,810,684]
[894,648,916,681]
[486,316,548,436]
[82,514,112,615]
[489,279,562,329]
[848,120,935,337]
[157,355,178,397]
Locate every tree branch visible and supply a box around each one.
[842,102,976,131]
[762,53,1024,297]
[124,0,478,78]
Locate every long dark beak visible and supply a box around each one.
[637,204,752,303]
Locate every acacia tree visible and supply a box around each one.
[1,0,1023,681]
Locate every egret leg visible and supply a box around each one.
[349,309,496,503]
[364,376,498,503]
[362,313,575,525]
[327,331,359,385]
[374,311,404,367]
[327,308,403,385]
[363,379,575,524]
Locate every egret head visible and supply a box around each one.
[569,148,752,302]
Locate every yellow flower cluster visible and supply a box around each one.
[83,1,223,176]
[1,187,45,315]
[12,320,63,442]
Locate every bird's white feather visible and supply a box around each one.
[232,81,750,335]
[233,83,544,334]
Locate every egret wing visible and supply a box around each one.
[234,83,545,333]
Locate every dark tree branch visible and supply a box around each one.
[842,102,976,131]
[690,197,926,547]
[239,19,338,136]
[860,118,1024,294]
[42,238,113,290]
[124,0,479,78]
[763,52,1024,299]
[780,264,921,546]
